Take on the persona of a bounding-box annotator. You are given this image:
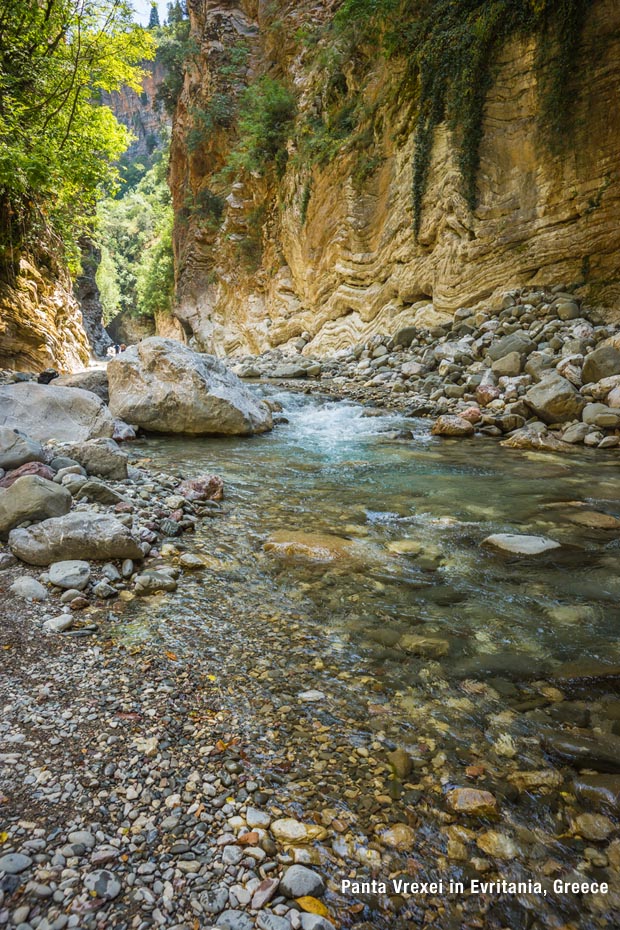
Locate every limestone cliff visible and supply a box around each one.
[169,0,620,356]
[0,246,90,373]
[102,58,168,163]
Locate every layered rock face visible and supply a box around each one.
[101,59,168,163]
[0,254,91,372]
[170,0,620,357]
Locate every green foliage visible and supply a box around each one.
[148,3,161,29]
[327,0,593,235]
[224,77,297,177]
[0,0,154,276]
[188,94,236,152]
[96,145,173,320]
[155,9,192,116]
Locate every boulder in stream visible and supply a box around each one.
[107,338,272,435]
[9,512,142,565]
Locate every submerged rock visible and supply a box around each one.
[543,730,620,773]
[107,338,273,435]
[482,533,561,556]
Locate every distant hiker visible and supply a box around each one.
[37,369,58,384]
[119,344,127,352]
[114,343,120,354]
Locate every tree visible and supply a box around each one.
[148,2,161,29]
[0,0,154,277]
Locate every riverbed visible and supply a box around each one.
[120,386,620,929]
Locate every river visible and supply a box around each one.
[123,386,620,929]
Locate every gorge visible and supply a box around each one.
[2,3,620,930]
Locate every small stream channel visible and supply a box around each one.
[121,387,620,929]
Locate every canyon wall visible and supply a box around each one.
[0,252,90,372]
[169,0,620,357]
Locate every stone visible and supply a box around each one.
[264,531,362,564]
[0,461,55,488]
[0,853,32,874]
[134,571,178,595]
[582,402,620,429]
[524,372,585,424]
[381,823,415,850]
[177,474,224,501]
[9,576,48,601]
[0,383,114,442]
[251,878,280,910]
[554,299,581,320]
[492,351,522,377]
[583,345,620,384]
[562,422,591,444]
[298,689,326,702]
[0,428,46,471]
[508,770,563,791]
[447,788,498,816]
[500,427,574,453]
[543,730,620,773]
[9,512,142,565]
[75,479,127,505]
[49,560,91,590]
[300,918,336,930]
[55,438,128,479]
[401,360,424,377]
[482,533,561,556]
[83,869,121,900]
[247,807,271,828]
[217,910,254,930]
[387,748,413,779]
[179,552,205,569]
[573,775,620,814]
[107,338,273,435]
[256,913,290,930]
[280,865,326,899]
[431,415,475,437]
[0,476,72,540]
[271,819,309,844]
[43,614,74,633]
[394,327,418,347]
[476,384,501,406]
[476,830,518,860]
[53,369,109,402]
[400,634,449,657]
[571,813,615,841]
[567,510,620,529]
[488,332,535,362]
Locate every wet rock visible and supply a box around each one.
[566,509,620,529]
[451,652,548,681]
[0,428,45,471]
[431,415,475,437]
[178,474,224,502]
[0,476,71,540]
[447,788,498,816]
[387,748,413,779]
[482,533,561,556]
[134,571,178,595]
[507,770,563,791]
[264,531,362,564]
[524,372,584,424]
[574,775,620,814]
[49,560,91,590]
[550,660,620,690]
[56,438,128,479]
[380,823,415,850]
[0,382,114,442]
[571,813,615,841]
[543,730,620,773]
[179,552,205,569]
[108,338,273,435]
[400,633,449,657]
[500,427,574,453]
[280,865,326,898]
[9,512,142,565]
[476,830,518,860]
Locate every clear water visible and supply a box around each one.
[123,388,620,928]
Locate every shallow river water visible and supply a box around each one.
[125,388,620,929]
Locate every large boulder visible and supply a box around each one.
[582,345,620,384]
[107,338,272,435]
[54,438,128,480]
[0,428,46,471]
[0,383,114,443]
[524,372,585,424]
[488,332,536,362]
[0,476,71,540]
[9,513,142,565]
[53,369,109,403]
